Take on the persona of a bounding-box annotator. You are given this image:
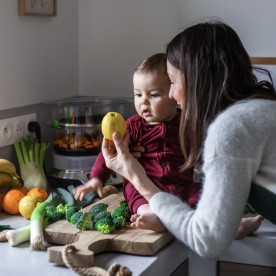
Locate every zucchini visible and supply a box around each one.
[57,188,74,207]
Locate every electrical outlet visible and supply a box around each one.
[0,123,12,144]
[14,121,25,139]
[0,113,37,147]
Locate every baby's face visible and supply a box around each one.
[133,72,179,124]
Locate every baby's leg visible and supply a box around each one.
[235,215,263,240]
[130,204,167,233]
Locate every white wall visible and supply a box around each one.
[78,0,185,98]
[0,0,78,110]
[78,0,276,97]
[1,0,276,111]
[181,0,276,81]
[182,0,276,56]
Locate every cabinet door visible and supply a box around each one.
[171,259,189,276]
[219,261,276,276]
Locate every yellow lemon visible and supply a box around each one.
[101,112,127,140]
[19,195,42,219]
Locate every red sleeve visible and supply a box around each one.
[89,152,112,183]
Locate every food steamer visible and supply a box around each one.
[46,96,132,188]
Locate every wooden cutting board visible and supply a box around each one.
[45,194,173,267]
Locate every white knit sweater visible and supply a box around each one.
[150,99,276,259]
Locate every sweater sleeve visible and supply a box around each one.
[149,103,262,259]
[89,152,113,183]
[150,157,255,259]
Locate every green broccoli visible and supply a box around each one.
[45,204,66,223]
[0,225,13,232]
[88,203,108,220]
[45,205,56,214]
[75,212,94,231]
[113,216,126,229]
[65,206,80,222]
[93,211,112,224]
[70,211,83,224]
[95,217,115,234]
[119,200,128,208]
[55,203,69,215]
[48,212,64,223]
[111,205,131,222]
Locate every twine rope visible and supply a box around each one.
[62,244,132,276]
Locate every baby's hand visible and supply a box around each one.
[73,177,103,201]
[130,142,145,158]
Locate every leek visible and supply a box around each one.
[30,192,62,250]
[14,135,50,190]
[5,219,51,247]
[6,225,31,246]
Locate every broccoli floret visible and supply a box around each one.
[88,203,108,220]
[111,205,131,222]
[48,212,64,223]
[119,200,128,208]
[75,212,94,231]
[0,225,13,232]
[65,206,80,222]
[95,217,115,234]
[45,204,66,223]
[93,211,112,224]
[113,216,126,229]
[70,211,83,224]
[45,205,56,215]
[55,203,68,215]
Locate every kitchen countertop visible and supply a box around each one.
[0,212,188,276]
[1,212,276,275]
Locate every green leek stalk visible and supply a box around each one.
[5,219,50,247]
[6,225,31,246]
[30,193,60,250]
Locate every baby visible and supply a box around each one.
[74,53,201,232]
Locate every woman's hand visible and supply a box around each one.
[101,132,140,180]
[102,132,160,201]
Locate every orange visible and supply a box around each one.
[19,195,42,219]
[8,186,29,195]
[27,187,48,202]
[0,192,5,211]
[2,189,25,215]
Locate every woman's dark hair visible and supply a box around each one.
[166,21,276,171]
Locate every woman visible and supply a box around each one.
[101,21,276,259]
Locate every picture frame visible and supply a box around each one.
[18,0,57,16]
[250,57,276,65]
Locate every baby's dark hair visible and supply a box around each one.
[134,53,167,75]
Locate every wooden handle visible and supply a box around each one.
[250,57,276,65]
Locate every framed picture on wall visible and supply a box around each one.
[18,0,57,16]
[250,57,276,65]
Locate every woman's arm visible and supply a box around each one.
[102,128,256,259]
[149,156,253,259]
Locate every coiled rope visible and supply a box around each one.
[62,244,132,276]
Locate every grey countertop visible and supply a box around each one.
[1,212,276,276]
[0,212,188,276]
